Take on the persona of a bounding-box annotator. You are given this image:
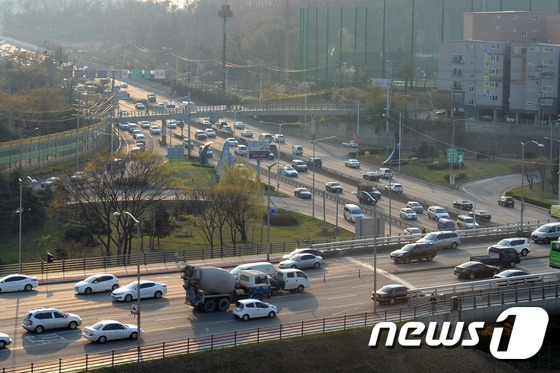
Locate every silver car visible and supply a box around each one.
[279,254,323,269]
[22,307,82,334]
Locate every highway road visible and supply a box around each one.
[0,239,553,369]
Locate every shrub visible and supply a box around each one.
[64,228,96,247]
[263,211,299,226]
[427,161,448,170]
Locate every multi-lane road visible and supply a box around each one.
[0,239,554,368]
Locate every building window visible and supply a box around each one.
[522,31,528,37]
[469,60,475,66]
[469,73,475,79]
[452,81,462,90]
[533,28,540,32]
[542,86,553,93]
[510,28,517,32]
[543,47,554,52]
[469,44,476,48]
[490,44,498,49]
[469,86,475,92]
[468,99,474,105]
[529,47,540,52]
[527,102,535,106]
[532,38,540,43]
[496,25,501,30]
[490,68,498,75]
[489,95,499,101]
[452,55,463,64]
[490,55,500,62]
[542,58,554,65]
[512,15,518,20]
[489,82,499,88]
[541,99,553,106]
[452,67,463,77]
[532,15,539,20]
[495,15,502,19]
[511,38,517,44]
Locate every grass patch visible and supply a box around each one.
[508,181,558,208]
[93,327,503,373]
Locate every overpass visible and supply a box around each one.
[115,103,362,122]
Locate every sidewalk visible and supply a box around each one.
[40,253,284,285]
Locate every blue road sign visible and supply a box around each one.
[270,208,279,215]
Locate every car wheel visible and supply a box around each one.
[34,325,44,334]
[521,249,529,257]
[544,238,550,244]
[98,336,107,344]
[313,262,321,268]
[451,242,458,249]
[493,269,499,275]
[403,257,411,264]
[24,284,32,291]
[68,321,78,330]
[509,261,516,268]
[426,254,433,261]
[111,284,119,291]
[388,298,395,305]
[0,341,5,349]
[130,332,138,340]
[291,265,297,269]
[84,287,92,295]
[204,300,217,312]
[124,294,133,302]
[297,285,305,293]
[242,314,250,321]
[469,272,476,280]
[154,291,162,299]
[268,311,276,318]
[217,298,231,312]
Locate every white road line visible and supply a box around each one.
[154,315,187,322]
[344,257,415,289]
[326,294,357,300]
[350,284,373,289]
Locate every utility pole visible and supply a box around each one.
[187,62,192,159]
[219,3,233,95]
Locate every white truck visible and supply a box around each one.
[181,265,309,312]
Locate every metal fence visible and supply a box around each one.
[4,280,560,372]
[0,121,111,172]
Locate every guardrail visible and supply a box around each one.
[5,281,559,372]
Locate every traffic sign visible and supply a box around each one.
[446,148,458,163]
[270,208,279,215]
[130,304,138,315]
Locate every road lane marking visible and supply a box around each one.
[344,257,415,288]
[326,294,357,300]
[350,284,373,289]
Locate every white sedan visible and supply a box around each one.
[0,275,38,292]
[385,183,404,194]
[241,129,254,138]
[233,299,278,321]
[41,177,60,188]
[74,274,120,294]
[342,140,358,148]
[399,208,417,220]
[279,254,323,269]
[345,159,360,168]
[226,138,238,146]
[282,166,298,177]
[0,333,12,349]
[83,320,143,344]
[111,280,167,302]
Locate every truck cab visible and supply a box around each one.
[273,269,310,293]
[470,247,520,268]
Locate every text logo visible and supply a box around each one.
[368,307,548,359]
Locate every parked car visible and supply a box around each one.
[325,181,343,193]
[306,158,322,168]
[454,261,499,279]
[205,128,216,138]
[0,274,38,292]
[74,274,120,294]
[345,159,360,168]
[356,190,379,205]
[406,201,423,214]
[488,238,531,257]
[233,299,278,321]
[363,171,380,181]
[234,144,248,156]
[469,209,491,222]
[282,248,325,260]
[272,134,285,143]
[427,206,450,220]
[241,129,254,138]
[498,195,515,207]
[111,281,167,302]
[279,254,323,269]
[41,177,60,188]
[282,166,298,177]
[456,215,480,229]
[385,183,403,194]
[371,284,423,305]
[417,231,461,249]
[453,199,473,210]
[342,140,358,148]
[294,187,312,199]
[0,333,11,349]
[399,208,417,220]
[292,159,308,172]
[83,320,142,343]
[390,243,437,264]
[22,307,82,334]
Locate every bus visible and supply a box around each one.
[550,241,560,269]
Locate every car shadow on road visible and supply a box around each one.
[110,298,170,312]
[0,290,38,300]
[74,293,115,303]
[0,349,11,362]
[21,329,83,355]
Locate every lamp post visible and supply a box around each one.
[93,128,114,155]
[312,136,336,218]
[545,136,560,206]
[248,70,263,105]
[520,141,545,233]
[266,161,285,262]
[342,98,361,161]
[18,176,36,273]
[113,211,142,347]
[383,108,403,171]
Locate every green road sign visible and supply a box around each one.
[130,70,143,79]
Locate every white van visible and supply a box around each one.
[531,222,560,243]
[379,168,393,178]
[343,204,364,223]
[259,133,273,143]
[275,269,310,292]
[135,134,146,144]
[292,145,303,156]
[230,262,276,279]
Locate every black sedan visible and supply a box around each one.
[454,261,499,279]
[452,199,473,210]
[294,187,312,199]
[469,209,491,222]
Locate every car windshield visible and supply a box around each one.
[84,275,97,282]
[464,218,474,223]
[401,245,414,252]
[538,226,550,232]
[435,208,446,213]
[410,202,420,206]
[330,182,340,187]
[126,282,138,289]
[423,233,437,240]
[496,239,510,245]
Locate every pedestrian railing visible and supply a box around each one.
[5,280,559,372]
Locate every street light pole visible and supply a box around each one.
[545,136,560,205]
[342,98,360,161]
[18,176,36,273]
[383,108,403,172]
[113,211,142,347]
[248,71,263,105]
[266,162,283,262]
[312,136,336,219]
[520,141,544,233]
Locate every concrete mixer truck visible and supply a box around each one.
[181,265,274,312]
